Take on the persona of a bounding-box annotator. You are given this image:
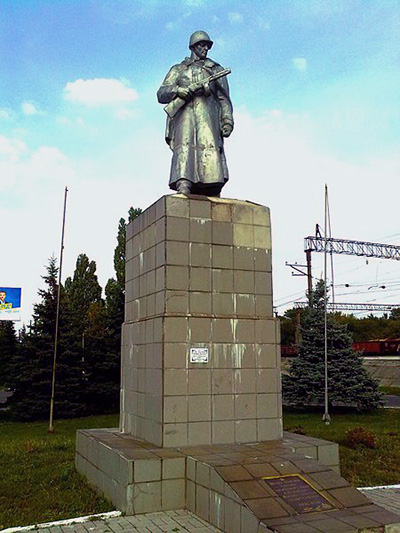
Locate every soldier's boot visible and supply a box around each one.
[176,179,192,195]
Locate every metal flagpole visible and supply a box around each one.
[323,184,331,424]
[49,186,68,433]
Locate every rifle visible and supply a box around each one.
[164,67,231,118]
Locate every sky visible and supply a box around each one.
[1,0,400,326]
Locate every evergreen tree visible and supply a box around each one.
[7,257,84,420]
[283,280,383,411]
[0,321,18,388]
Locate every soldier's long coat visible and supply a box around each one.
[157,57,234,194]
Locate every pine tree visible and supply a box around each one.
[283,280,383,411]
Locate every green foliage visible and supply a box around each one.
[283,280,383,411]
[7,257,85,420]
[103,207,142,409]
[105,207,142,336]
[113,207,142,287]
[65,253,102,336]
[0,321,18,388]
[344,427,377,449]
[335,312,400,342]
[83,301,120,414]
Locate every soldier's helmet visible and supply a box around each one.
[189,30,213,50]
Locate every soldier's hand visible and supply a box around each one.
[177,87,191,100]
[221,124,233,137]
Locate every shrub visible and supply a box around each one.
[344,427,377,449]
[286,425,307,435]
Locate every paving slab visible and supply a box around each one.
[2,511,222,533]
[359,486,400,516]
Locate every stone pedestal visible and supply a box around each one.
[76,195,400,531]
[120,195,282,447]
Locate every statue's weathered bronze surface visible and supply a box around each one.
[157,31,234,196]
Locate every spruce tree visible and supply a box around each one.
[0,321,18,388]
[7,257,84,420]
[283,280,383,411]
[7,258,59,420]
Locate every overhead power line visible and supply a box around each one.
[305,236,400,260]
[294,302,397,312]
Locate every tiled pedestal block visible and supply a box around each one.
[121,195,282,447]
[76,429,400,532]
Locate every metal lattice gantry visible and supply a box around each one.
[304,236,400,260]
[294,302,398,312]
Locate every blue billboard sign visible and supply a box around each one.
[0,287,22,321]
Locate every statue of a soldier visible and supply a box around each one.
[157,31,234,196]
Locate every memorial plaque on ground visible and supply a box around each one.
[263,474,336,514]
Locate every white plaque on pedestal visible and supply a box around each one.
[190,347,209,363]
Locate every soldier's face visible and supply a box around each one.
[193,41,209,59]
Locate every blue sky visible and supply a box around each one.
[2,0,400,324]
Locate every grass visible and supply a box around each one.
[284,407,400,487]
[379,385,400,396]
[2,409,400,529]
[0,413,119,529]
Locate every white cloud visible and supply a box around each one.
[214,38,226,48]
[0,136,27,163]
[0,108,14,120]
[3,103,400,328]
[224,109,400,314]
[115,109,139,121]
[21,101,40,115]
[264,109,283,118]
[292,57,308,72]
[0,136,74,194]
[228,12,243,23]
[257,17,270,31]
[0,137,77,325]
[184,0,206,6]
[63,78,138,106]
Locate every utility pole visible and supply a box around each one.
[305,249,312,302]
[323,185,331,425]
[295,308,301,344]
[49,186,68,433]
